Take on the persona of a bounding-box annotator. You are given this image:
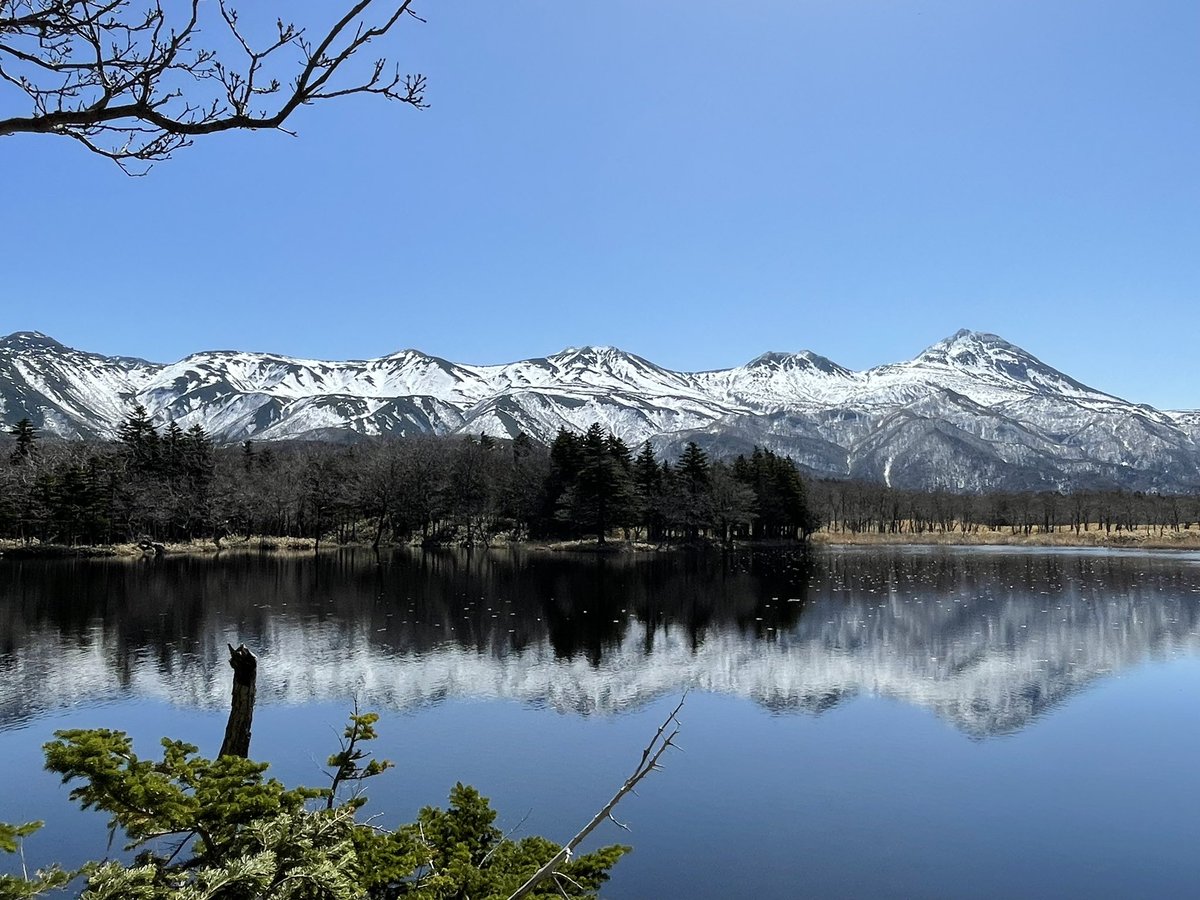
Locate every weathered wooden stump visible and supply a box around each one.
[219,643,257,758]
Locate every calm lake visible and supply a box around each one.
[2,546,1199,898]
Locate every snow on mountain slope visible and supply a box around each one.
[695,350,857,409]
[847,412,1063,492]
[826,331,1110,412]
[1,329,1196,492]
[411,346,747,444]
[498,346,708,397]
[1166,410,1200,445]
[143,348,493,407]
[252,394,467,441]
[0,331,159,437]
[462,388,736,445]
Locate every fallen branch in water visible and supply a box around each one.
[506,695,685,900]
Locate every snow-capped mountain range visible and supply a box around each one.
[2,328,1197,492]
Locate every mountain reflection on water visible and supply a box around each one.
[2,547,1199,738]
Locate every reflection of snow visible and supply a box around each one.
[4,588,1197,739]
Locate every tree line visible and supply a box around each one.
[807,477,1200,537]
[0,413,818,548]
[6,412,1200,548]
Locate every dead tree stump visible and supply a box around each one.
[219,643,257,758]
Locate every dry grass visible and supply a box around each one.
[813,524,1200,551]
[529,538,661,553]
[0,535,324,559]
[8,527,1200,558]
[0,539,121,558]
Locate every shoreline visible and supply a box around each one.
[811,528,1200,552]
[5,527,1200,559]
[0,536,671,559]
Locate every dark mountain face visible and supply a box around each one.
[745,350,852,377]
[1,330,1196,492]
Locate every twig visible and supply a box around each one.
[0,1,427,170]
[480,807,533,866]
[506,695,685,900]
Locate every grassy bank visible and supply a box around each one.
[7,527,1200,559]
[0,535,665,559]
[813,525,1200,551]
[0,536,320,559]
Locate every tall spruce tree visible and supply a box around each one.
[163,420,185,476]
[513,431,534,460]
[708,464,758,545]
[8,418,36,464]
[733,447,817,539]
[557,424,638,544]
[116,404,159,473]
[677,442,710,494]
[633,441,664,541]
[675,442,711,540]
[540,428,584,536]
[549,428,583,479]
[183,424,215,483]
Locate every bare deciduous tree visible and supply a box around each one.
[0,0,426,172]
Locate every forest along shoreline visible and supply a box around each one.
[7,411,1200,559]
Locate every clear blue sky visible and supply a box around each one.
[2,0,1197,407]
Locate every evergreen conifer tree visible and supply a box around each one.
[8,418,36,464]
[163,421,185,477]
[183,424,215,482]
[606,434,633,472]
[633,441,664,541]
[674,442,712,540]
[513,431,534,460]
[116,405,160,473]
[558,424,638,543]
[732,447,818,539]
[1,711,630,899]
[549,428,583,480]
[677,442,710,494]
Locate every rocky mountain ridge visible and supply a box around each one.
[2,329,1196,492]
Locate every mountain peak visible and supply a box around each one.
[906,329,1107,398]
[747,351,793,366]
[382,348,433,361]
[548,345,662,370]
[1,330,65,350]
[746,350,851,377]
[552,344,622,359]
[921,329,1020,357]
[913,330,1039,368]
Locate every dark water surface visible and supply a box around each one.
[1,547,1199,898]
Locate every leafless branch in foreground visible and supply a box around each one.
[0,0,427,172]
[506,695,686,900]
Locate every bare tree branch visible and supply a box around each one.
[506,695,686,900]
[0,0,427,172]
